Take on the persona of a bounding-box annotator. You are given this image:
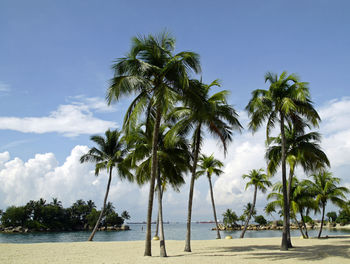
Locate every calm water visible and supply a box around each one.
[1,223,350,244]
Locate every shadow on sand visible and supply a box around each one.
[170,237,350,261]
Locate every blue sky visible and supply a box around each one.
[0,0,349,221]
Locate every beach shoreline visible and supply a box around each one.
[1,236,350,263]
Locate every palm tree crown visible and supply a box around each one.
[80,129,132,180]
[304,171,349,238]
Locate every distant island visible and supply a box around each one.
[0,198,130,233]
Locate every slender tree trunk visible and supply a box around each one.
[208,175,221,239]
[280,113,291,250]
[300,210,309,238]
[240,185,257,238]
[286,168,294,248]
[155,208,160,237]
[144,107,162,256]
[293,215,306,238]
[157,170,167,257]
[154,171,163,238]
[88,168,113,241]
[184,124,201,252]
[318,202,326,238]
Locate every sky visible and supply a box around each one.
[0,0,349,222]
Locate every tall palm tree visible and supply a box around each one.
[80,129,132,241]
[266,121,329,242]
[246,71,320,250]
[168,79,242,252]
[303,171,349,238]
[240,169,272,238]
[126,121,190,257]
[267,121,329,205]
[107,32,200,257]
[196,154,224,239]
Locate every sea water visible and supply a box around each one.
[1,223,349,243]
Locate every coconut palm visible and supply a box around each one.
[246,71,320,250]
[240,169,271,238]
[125,120,190,256]
[107,32,200,257]
[243,202,257,217]
[266,178,318,238]
[267,121,329,204]
[266,120,329,242]
[303,171,349,238]
[167,79,242,252]
[196,154,224,239]
[80,129,132,241]
[222,209,238,228]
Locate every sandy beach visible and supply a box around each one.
[1,236,350,264]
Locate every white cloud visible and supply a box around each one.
[68,95,117,113]
[199,97,350,217]
[1,97,350,222]
[0,146,138,213]
[0,81,10,92]
[0,100,118,137]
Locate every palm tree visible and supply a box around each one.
[125,121,190,257]
[266,121,329,242]
[266,178,318,238]
[303,171,349,238]
[196,154,224,239]
[267,121,329,206]
[222,209,238,228]
[246,71,320,250]
[243,202,257,217]
[80,129,132,241]
[107,32,200,257]
[168,79,242,252]
[240,169,271,238]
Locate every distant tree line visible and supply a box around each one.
[0,198,130,231]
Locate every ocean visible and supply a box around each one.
[1,223,349,243]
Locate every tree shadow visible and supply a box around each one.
[169,238,350,261]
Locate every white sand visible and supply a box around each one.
[1,236,350,264]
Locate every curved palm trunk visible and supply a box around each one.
[156,171,167,257]
[300,210,309,238]
[144,107,162,256]
[318,202,326,238]
[240,185,257,238]
[184,124,201,252]
[293,215,306,238]
[280,113,291,250]
[88,168,113,241]
[208,175,221,239]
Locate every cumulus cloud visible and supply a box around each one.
[0,98,117,137]
[0,146,137,213]
[1,97,350,221]
[200,97,350,217]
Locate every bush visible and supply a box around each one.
[336,210,350,225]
[254,215,267,226]
[104,212,124,227]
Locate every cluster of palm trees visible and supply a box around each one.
[79,32,349,257]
